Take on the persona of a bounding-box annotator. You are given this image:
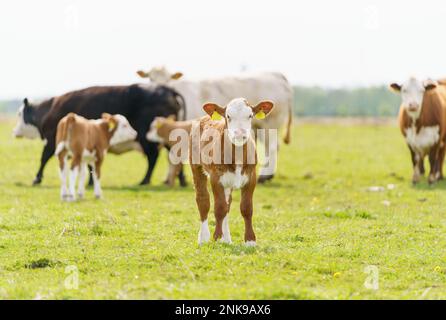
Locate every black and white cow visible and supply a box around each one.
[13,83,186,186]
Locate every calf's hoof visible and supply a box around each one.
[428,174,438,185]
[258,174,274,184]
[245,241,257,247]
[32,177,42,186]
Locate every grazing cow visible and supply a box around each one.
[190,98,274,246]
[146,116,192,186]
[13,84,186,186]
[137,66,292,183]
[55,113,137,201]
[390,77,446,184]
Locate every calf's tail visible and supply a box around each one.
[55,113,75,156]
[283,95,293,145]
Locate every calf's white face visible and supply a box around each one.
[390,77,437,119]
[13,102,40,139]
[225,99,255,146]
[203,98,274,147]
[109,114,138,146]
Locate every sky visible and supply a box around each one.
[1,0,446,99]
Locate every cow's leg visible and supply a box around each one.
[139,140,159,185]
[258,129,278,183]
[428,147,440,184]
[92,158,103,199]
[436,143,446,180]
[33,139,55,185]
[410,146,425,175]
[192,165,210,245]
[240,173,256,246]
[77,162,87,199]
[411,152,423,185]
[67,155,81,201]
[58,152,69,201]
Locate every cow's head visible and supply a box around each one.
[103,113,138,146]
[136,66,183,85]
[390,77,437,119]
[13,98,40,139]
[203,98,274,147]
[146,115,176,144]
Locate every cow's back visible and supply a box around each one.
[172,72,292,125]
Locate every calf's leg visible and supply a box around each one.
[67,154,81,201]
[77,162,87,199]
[210,176,232,243]
[191,165,211,244]
[92,158,103,199]
[58,152,68,201]
[410,146,425,175]
[240,178,256,246]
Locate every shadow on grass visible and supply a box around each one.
[411,179,446,191]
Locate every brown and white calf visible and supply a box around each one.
[146,116,192,186]
[189,98,274,246]
[391,77,446,184]
[55,113,137,201]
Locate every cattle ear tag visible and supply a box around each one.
[108,121,116,131]
[155,121,162,129]
[255,110,266,120]
[211,111,222,121]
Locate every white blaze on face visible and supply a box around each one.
[109,114,138,146]
[225,98,253,146]
[148,66,172,85]
[397,78,427,119]
[13,105,40,139]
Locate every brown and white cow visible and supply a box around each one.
[390,77,446,184]
[190,98,274,246]
[55,113,137,201]
[146,116,193,186]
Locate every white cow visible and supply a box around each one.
[137,66,293,182]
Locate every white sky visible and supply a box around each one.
[1,0,446,99]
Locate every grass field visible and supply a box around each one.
[0,118,445,300]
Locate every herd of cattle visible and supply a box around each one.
[10,68,446,244]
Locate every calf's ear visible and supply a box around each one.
[390,83,402,92]
[101,113,117,131]
[171,72,183,80]
[252,101,274,120]
[203,103,226,120]
[137,70,149,78]
[424,79,438,91]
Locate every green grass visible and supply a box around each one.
[0,119,445,300]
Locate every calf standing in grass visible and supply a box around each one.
[391,77,446,184]
[190,98,274,246]
[146,116,192,186]
[55,113,137,201]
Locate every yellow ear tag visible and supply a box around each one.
[155,121,162,129]
[255,110,266,120]
[108,121,116,131]
[211,111,222,121]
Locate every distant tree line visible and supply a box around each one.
[293,85,400,117]
[0,86,400,117]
